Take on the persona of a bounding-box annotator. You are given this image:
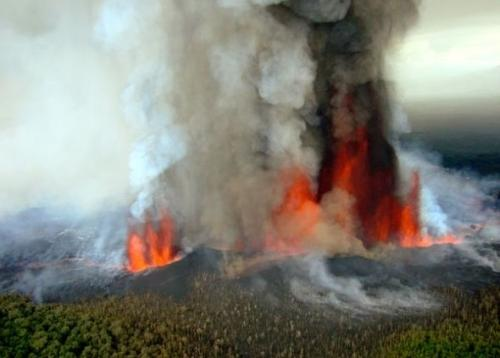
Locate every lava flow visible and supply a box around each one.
[127,212,181,273]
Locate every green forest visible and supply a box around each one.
[1,277,498,357]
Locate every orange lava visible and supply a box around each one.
[265,168,320,254]
[401,234,460,248]
[127,213,181,273]
[266,88,460,252]
[328,127,459,247]
[126,88,459,264]
[264,139,459,254]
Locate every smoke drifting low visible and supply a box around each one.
[0,0,498,309]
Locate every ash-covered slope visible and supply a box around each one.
[121,244,500,313]
[1,242,498,313]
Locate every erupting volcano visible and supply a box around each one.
[127,212,181,273]
[322,126,458,248]
[126,85,460,273]
[248,86,460,260]
[316,87,459,248]
[2,2,500,356]
[265,168,320,254]
[119,0,466,274]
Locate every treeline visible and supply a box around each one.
[1,276,498,357]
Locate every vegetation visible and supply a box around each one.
[382,288,500,357]
[1,276,498,357]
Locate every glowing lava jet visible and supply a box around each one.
[265,168,321,254]
[317,87,459,248]
[126,84,459,273]
[127,212,181,273]
[270,85,459,252]
[323,126,458,248]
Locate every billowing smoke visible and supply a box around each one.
[134,0,319,250]
[0,0,419,254]
[0,1,135,215]
[289,255,437,314]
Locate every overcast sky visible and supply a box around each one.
[388,0,500,129]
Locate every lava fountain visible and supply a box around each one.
[264,168,321,254]
[127,212,181,273]
[124,2,460,274]
[317,86,459,249]
[126,86,459,273]
[262,85,460,255]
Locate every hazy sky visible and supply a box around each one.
[388,0,500,129]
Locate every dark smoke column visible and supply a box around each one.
[283,0,424,247]
[285,0,352,23]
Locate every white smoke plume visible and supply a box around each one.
[150,0,318,249]
[0,0,320,255]
[0,1,137,215]
[289,255,437,314]
[398,147,500,272]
